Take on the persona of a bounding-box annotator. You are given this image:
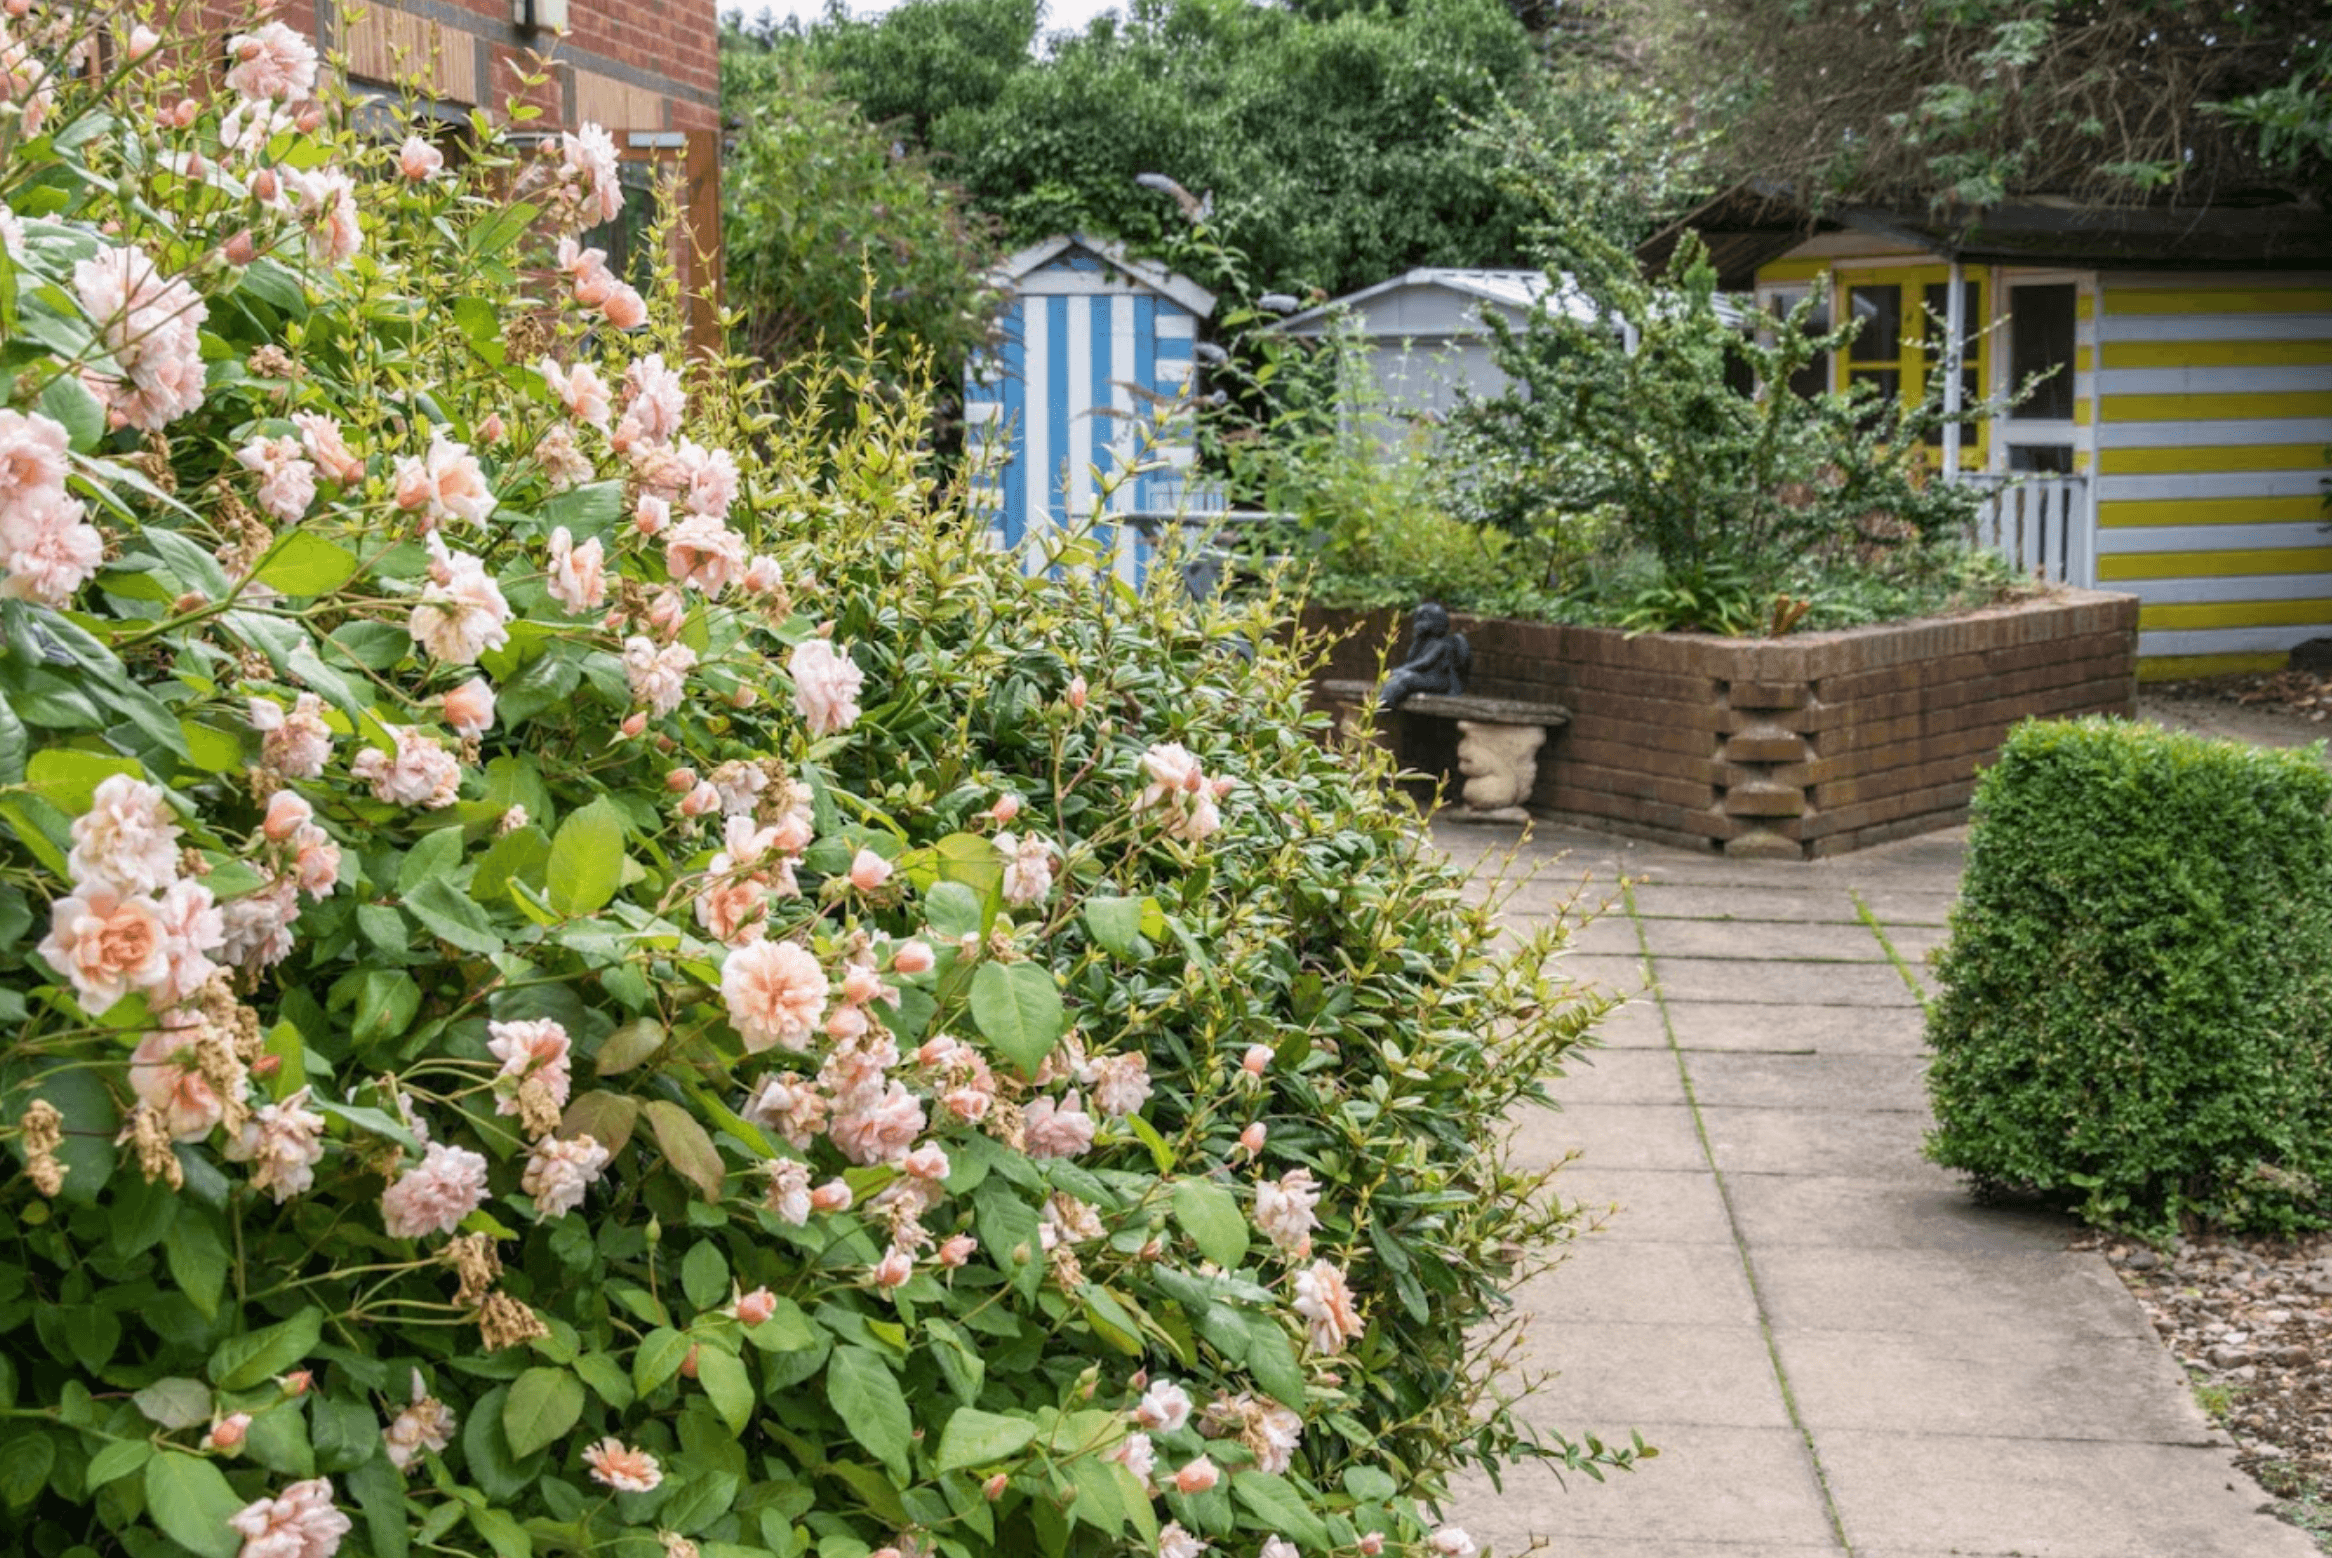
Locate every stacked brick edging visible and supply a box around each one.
[1304,590,2139,858]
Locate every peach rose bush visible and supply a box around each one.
[0,7,1637,1558]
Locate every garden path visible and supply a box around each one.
[1436,819,2315,1558]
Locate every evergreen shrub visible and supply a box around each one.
[0,7,1633,1558]
[1924,717,2332,1237]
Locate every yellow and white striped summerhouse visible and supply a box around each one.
[1645,194,2332,677]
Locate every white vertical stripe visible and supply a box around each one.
[1067,298,1094,521]
[1109,295,1136,513]
[1023,302,1049,550]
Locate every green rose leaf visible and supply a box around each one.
[593,1017,664,1077]
[633,1327,692,1396]
[1233,1470,1330,1549]
[546,796,626,917]
[24,747,143,813]
[826,1345,913,1483]
[209,1307,323,1391]
[37,373,105,452]
[922,879,983,941]
[502,1366,585,1459]
[83,1437,152,1490]
[643,1098,725,1201]
[696,1344,754,1435]
[680,1240,729,1312]
[1082,895,1145,957]
[143,1450,245,1558]
[934,1407,1037,1472]
[1171,1178,1249,1271]
[254,532,360,597]
[467,1507,532,1558]
[405,877,504,955]
[131,1377,211,1430]
[969,960,1063,1078]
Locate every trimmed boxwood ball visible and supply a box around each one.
[1924,716,2332,1238]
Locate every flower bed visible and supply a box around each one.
[0,9,1631,1558]
[1306,592,2140,857]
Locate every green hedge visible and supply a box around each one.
[1924,717,2332,1237]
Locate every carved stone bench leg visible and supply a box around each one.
[1452,720,1546,822]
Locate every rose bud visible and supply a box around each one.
[262,789,313,842]
[679,1344,700,1379]
[1360,1536,1386,1556]
[1172,1457,1219,1495]
[204,1413,251,1453]
[809,1180,853,1213]
[1065,675,1087,710]
[873,1249,913,1289]
[848,849,893,893]
[678,781,721,817]
[989,793,1021,825]
[1241,1044,1272,1076]
[251,1054,283,1079]
[664,767,698,793]
[619,712,648,738]
[251,168,279,204]
[938,1234,978,1267]
[984,1473,1009,1501]
[735,1287,777,1326]
[223,229,258,266]
[893,940,935,976]
[1239,1121,1267,1155]
[278,1371,312,1397]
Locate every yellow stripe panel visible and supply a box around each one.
[2100,496,2332,526]
[2101,443,2332,474]
[1757,259,1835,283]
[2104,339,2332,369]
[2076,293,2094,320]
[2140,599,2332,630]
[2075,345,2093,373]
[2103,391,2332,421]
[2101,547,2332,580]
[2138,651,2290,681]
[2074,400,2091,425]
[2107,288,2332,315]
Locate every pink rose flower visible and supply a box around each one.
[409,538,510,665]
[1253,1168,1320,1259]
[1087,1053,1152,1119]
[828,1081,926,1166]
[620,354,686,446]
[559,124,624,226]
[789,638,864,737]
[761,1157,813,1224]
[622,635,696,717]
[398,136,444,181]
[224,21,319,103]
[227,1475,349,1558]
[486,1018,572,1115]
[393,434,496,530]
[1291,1259,1365,1355]
[664,513,746,596]
[380,1141,490,1240]
[599,283,647,331]
[1022,1091,1095,1160]
[442,677,496,739]
[224,1086,329,1201]
[545,526,606,614]
[251,693,334,779]
[521,1134,610,1218]
[292,413,363,485]
[129,1024,224,1140]
[41,882,168,1011]
[147,877,226,1009]
[538,357,611,430]
[68,774,181,896]
[351,726,461,809]
[721,938,827,1053]
[1132,1380,1192,1433]
[0,490,101,607]
[0,409,70,513]
[1171,1456,1219,1495]
[286,167,361,267]
[872,1247,914,1290]
[583,1437,660,1494]
[848,849,893,894]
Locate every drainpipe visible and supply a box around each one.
[1941,255,1965,484]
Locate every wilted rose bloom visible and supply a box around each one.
[545,526,606,614]
[1040,1193,1103,1248]
[721,938,827,1053]
[145,878,225,1009]
[1087,1053,1152,1119]
[380,1141,490,1239]
[1132,1379,1192,1433]
[224,1086,329,1201]
[128,1024,223,1140]
[41,882,168,1012]
[486,1018,571,1115]
[1022,1091,1095,1159]
[351,726,461,809]
[735,1286,777,1325]
[1157,1522,1207,1558]
[521,1134,610,1218]
[828,1081,926,1166]
[665,513,746,596]
[937,1233,977,1268]
[1426,1529,1478,1558]
[251,693,334,779]
[409,539,510,665]
[397,136,444,181]
[67,774,181,896]
[442,677,496,738]
[219,878,301,973]
[761,1157,813,1225]
[1253,1168,1320,1258]
[1171,1457,1219,1495]
[789,638,864,737]
[224,20,319,102]
[382,1372,456,1472]
[743,1076,826,1151]
[674,438,740,520]
[872,1247,914,1290]
[583,1437,661,1494]
[622,635,696,717]
[1291,1259,1365,1356]
[533,424,592,492]
[227,1476,349,1558]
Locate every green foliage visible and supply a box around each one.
[719,43,1001,422]
[0,10,1637,1558]
[1924,719,2332,1238]
[2210,37,2332,202]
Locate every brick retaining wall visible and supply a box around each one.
[1306,591,2140,858]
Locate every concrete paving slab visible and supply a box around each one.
[1699,1106,1952,1182]
[1519,1101,1708,1173]
[1550,1047,1690,1106]
[1836,888,1960,925]
[1775,1327,2212,1442]
[1683,1052,1929,1112]
[1563,915,1656,956]
[1659,1002,1927,1056]
[1586,999,1671,1049]
[1751,1248,2157,1343]
[1554,953,1656,996]
[1514,1544,1843,1558]
[1555,1166,1738,1246]
[1639,918,1893,962]
[1513,1319,1795,1430]
[1723,1174,2077,1253]
[1450,1426,1841,1549]
[1511,1238,1760,1328]
[1652,959,1924,1008]
[1630,886,1866,923]
[1873,925,1950,962]
[1819,1431,2320,1558]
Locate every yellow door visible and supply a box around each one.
[1830,264,1988,467]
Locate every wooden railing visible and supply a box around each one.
[1964,474,2093,587]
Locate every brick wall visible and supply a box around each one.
[1309,591,2141,858]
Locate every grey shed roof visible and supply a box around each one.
[1278,268,1593,337]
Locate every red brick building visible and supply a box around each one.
[199,0,724,345]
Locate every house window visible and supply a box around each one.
[1846,284,1905,409]
[1758,285,1832,398]
[1918,279,1982,448]
[2009,283,2077,422]
[578,160,664,292]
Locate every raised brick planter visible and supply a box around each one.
[1305,590,2139,858]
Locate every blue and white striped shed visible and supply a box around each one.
[965,235,1217,578]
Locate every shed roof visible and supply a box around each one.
[991,233,1217,318]
[1278,268,1593,337]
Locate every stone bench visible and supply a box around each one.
[1322,680,1571,822]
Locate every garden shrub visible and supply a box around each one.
[1924,717,2332,1238]
[0,8,1631,1558]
